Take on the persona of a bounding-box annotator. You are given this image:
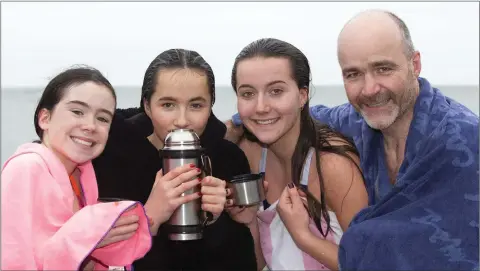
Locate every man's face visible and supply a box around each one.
[337,23,421,130]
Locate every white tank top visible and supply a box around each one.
[257,147,343,270]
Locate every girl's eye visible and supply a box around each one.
[162,103,174,108]
[71,109,83,116]
[240,91,254,98]
[270,88,283,95]
[97,117,110,123]
[191,103,203,109]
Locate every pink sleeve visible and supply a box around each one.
[1,154,152,270]
[2,154,50,269]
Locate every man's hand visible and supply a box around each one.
[224,119,245,144]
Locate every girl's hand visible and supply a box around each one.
[145,164,202,227]
[226,179,268,225]
[97,214,140,248]
[200,176,227,221]
[277,182,312,243]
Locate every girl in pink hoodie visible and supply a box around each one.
[1,66,152,270]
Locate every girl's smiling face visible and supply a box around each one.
[38,81,116,173]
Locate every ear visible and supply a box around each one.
[143,98,152,119]
[37,108,51,131]
[299,87,309,108]
[411,51,422,77]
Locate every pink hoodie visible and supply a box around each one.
[1,143,152,270]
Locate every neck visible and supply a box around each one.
[42,141,77,175]
[269,117,301,168]
[147,133,164,150]
[381,107,414,156]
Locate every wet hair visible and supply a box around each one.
[231,38,363,237]
[385,11,415,58]
[33,66,116,140]
[140,48,215,111]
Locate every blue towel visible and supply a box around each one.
[231,77,479,270]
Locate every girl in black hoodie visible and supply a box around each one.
[92,49,257,270]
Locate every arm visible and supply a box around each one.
[2,154,152,270]
[247,218,266,271]
[237,139,266,270]
[294,142,368,270]
[1,155,96,270]
[203,142,258,270]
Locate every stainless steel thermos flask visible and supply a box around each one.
[160,129,212,241]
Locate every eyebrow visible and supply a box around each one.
[369,60,398,69]
[238,80,287,90]
[157,96,208,103]
[342,60,399,75]
[66,100,114,117]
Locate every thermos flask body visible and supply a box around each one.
[160,129,212,241]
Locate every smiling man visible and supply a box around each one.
[227,10,479,270]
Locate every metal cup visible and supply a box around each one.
[227,173,265,206]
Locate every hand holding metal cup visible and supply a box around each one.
[226,173,266,207]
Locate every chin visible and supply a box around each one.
[253,133,280,145]
[363,115,397,130]
[361,107,399,130]
[67,150,102,165]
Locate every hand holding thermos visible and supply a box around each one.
[144,129,228,240]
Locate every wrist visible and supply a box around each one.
[246,217,258,229]
[292,227,314,249]
[144,200,165,235]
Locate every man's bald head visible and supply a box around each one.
[338,10,415,59]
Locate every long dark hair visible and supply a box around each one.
[34,66,116,140]
[231,38,363,237]
[139,48,216,111]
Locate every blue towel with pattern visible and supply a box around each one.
[231,77,479,270]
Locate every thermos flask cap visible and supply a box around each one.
[163,129,202,151]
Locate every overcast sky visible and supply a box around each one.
[2,1,479,87]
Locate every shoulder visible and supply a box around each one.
[2,151,49,189]
[313,135,363,196]
[3,151,46,171]
[237,138,263,173]
[309,103,358,124]
[208,139,251,179]
[310,103,363,141]
[211,139,248,163]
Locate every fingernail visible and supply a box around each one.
[197,192,202,196]
[197,168,201,172]
[287,182,295,189]
[190,163,196,168]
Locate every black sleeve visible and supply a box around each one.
[202,141,257,270]
[115,107,142,119]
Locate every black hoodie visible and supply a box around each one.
[92,108,257,271]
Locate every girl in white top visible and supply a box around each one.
[226,38,369,270]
